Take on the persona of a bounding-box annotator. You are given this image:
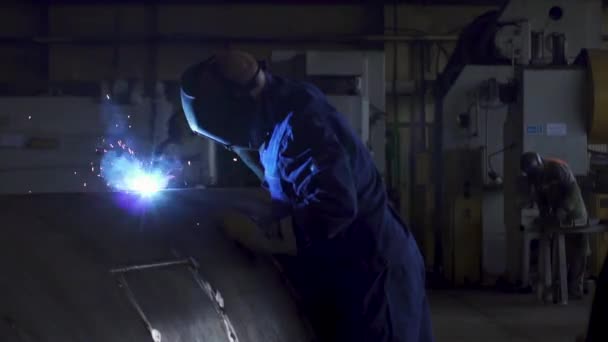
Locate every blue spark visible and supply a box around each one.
[101,150,176,198]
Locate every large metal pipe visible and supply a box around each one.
[0,189,313,342]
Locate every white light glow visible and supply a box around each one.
[125,172,166,197]
[101,151,174,199]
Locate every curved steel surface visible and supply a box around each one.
[0,189,312,342]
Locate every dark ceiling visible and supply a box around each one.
[18,0,608,5]
[40,0,508,5]
[19,0,608,8]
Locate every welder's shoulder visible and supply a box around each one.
[280,77,326,108]
[279,78,343,145]
[545,159,575,184]
[287,107,332,145]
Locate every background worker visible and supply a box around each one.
[520,151,589,299]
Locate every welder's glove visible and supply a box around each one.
[221,212,296,255]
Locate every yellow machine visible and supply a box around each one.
[449,196,482,285]
[587,50,608,144]
[588,193,608,276]
[442,150,483,286]
[586,50,608,278]
[412,150,483,286]
[588,193,608,221]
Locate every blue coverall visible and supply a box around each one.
[257,74,433,342]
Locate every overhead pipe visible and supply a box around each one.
[363,34,458,42]
[0,33,458,46]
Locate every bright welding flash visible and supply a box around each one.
[125,172,167,198]
[100,150,174,199]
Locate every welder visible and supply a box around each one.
[180,50,433,342]
[520,152,589,299]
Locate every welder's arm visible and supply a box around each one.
[219,189,296,255]
[528,185,551,218]
[543,162,577,221]
[221,210,297,255]
[281,114,358,246]
[536,195,552,219]
[555,181,580,223]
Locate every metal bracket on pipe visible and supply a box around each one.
[110,257,197,274]
[111,256,237,342]
[111,257,197,342]
[116,273,161,342]
[170,250,239,342]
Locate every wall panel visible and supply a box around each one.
[0,5,40,37]
[158,5,382,36]
[50,46,114,80]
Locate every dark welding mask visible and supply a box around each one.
[180,54,264,150]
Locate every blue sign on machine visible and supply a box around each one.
[526,124,544,135]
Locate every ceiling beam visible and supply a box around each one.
[42,0,506,5]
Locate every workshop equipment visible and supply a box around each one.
[536,222,608,305]
[587,193,608,277]
[436,0,603,284]
[503,67,590,284]
[587,50,608,144]
[442,149,483,285]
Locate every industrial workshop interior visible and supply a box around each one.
[3,0,608,341]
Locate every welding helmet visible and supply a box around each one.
[520,151,544,178]
[180,51,264,149]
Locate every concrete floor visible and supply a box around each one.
[430,291,590,342]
